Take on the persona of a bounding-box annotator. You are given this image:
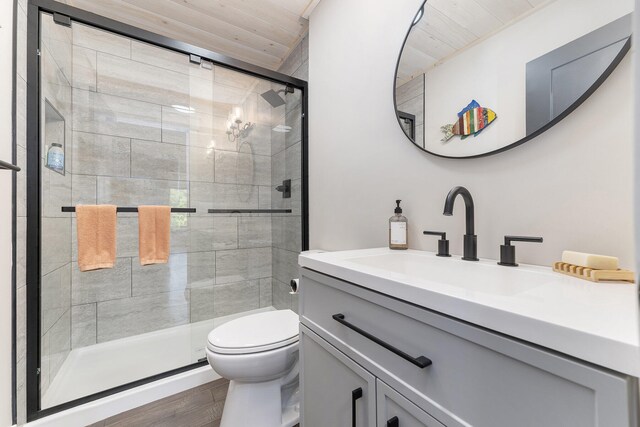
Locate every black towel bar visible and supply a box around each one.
[208,209,292,214]
[61,206,196,213]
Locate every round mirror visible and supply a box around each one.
[395,0,632,158]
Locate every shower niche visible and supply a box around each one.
[26,3,307,418]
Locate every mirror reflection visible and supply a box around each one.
[395,0,632,158]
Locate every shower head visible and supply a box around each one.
[260,90,287,108]
[260,86,294,108]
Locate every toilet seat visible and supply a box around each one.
[207,309,299,355]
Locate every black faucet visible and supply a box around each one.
[443,186,478,261]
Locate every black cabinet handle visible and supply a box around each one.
[387,416,399,427]
[333,313,432,369]
[352,387,363,427]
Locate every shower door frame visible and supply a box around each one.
[25,0,309,420]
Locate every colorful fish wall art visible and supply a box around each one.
[440,100,497,142]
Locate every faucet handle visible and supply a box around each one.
[498,235,543,267]
[423,231,451,257]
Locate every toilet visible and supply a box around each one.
[206,309,300,427]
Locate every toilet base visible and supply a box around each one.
[220,378,299,427]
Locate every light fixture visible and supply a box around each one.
[171,104,195,114]
[226,106,254,142]
[272,124,292,133]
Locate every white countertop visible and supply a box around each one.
[299,248,640,377]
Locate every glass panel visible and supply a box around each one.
[38,12,304,409]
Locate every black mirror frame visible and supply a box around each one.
[393,0,632,160]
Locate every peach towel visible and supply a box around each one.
[76,205,117,272]
[138,205,171,265]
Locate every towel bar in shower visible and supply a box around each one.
[208,209,292,214]
[61,206,197,213]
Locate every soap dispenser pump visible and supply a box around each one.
[389,200,408,250]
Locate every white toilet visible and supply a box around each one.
[206,309,300,427]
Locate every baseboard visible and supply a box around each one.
[25,367,220,427]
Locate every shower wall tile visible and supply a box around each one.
[97,52,190,107]
[272,216,302,252]
[97,291,190,342]
[187,251,216,289]
[213,280,260,318]
[190,75,214,115]
[71,258,132,305]
[71,304,97,348]
[131,40,189,75]
[71,174,97,205]
[259,278,273,308]
[272,279,291,311]
[190,286,215,323]
[214,66,258,91]
[211,183,259,209]
[132,253,189,296]
[243,124,272,157]
[72,132,131,177]
[131,139,187,181]
[161,106,190,145]
[73,45,97,91]
[73,22,132,59]
[189,145,215,183]
[214,151,271,185]
[186,216,215,252]
[189,182,214,215]
[259,186,272,210]
[97,176,188,206]
[73,89,162,141]
[238,217,272,248]
[272,247,299,287]
[16,218,26,289]
[40,333,50,398]
[271,149,285,186]
[41,263,72,334]
[16,286,26,363]
[285,141,302,181]
[41,217,72,275]
[285,102,303,149]
[47,309,71,385]
[16,143,26,217]
[215,248,272,285]
[41,166,72,218]
[212,217,238,250]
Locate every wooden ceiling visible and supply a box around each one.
[397,0,553,85]
[62,0,319,71]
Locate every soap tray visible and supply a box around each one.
[553,262,635,284]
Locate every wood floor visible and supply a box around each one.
[88,379,230,427]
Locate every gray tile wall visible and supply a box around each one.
[396,75,425,148]
[62,27,280,350]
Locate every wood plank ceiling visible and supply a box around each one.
[397,0,554,85]
[62,0,319,71]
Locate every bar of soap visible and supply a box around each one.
[561,251,619,270]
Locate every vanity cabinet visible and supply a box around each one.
[299,268,639,427]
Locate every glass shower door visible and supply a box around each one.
[36,10,305,410]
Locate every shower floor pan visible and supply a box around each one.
[42,306,276,409]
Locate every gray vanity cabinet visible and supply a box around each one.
[300,326,377,426]
[376,380,444,427]
[299,268,639,427]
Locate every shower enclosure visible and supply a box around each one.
[25,0,307,419]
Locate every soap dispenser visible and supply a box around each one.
[389,200,408,250]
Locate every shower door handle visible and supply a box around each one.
[351,387,363,427]
[275,179,291,198]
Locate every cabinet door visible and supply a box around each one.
[377,380,444,427]
[301,325,376,427]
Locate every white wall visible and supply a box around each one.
[423,0,633,157]
[308,0,635,269]
[0,0,14,425]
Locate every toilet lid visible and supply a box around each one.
[207,309,299,355]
